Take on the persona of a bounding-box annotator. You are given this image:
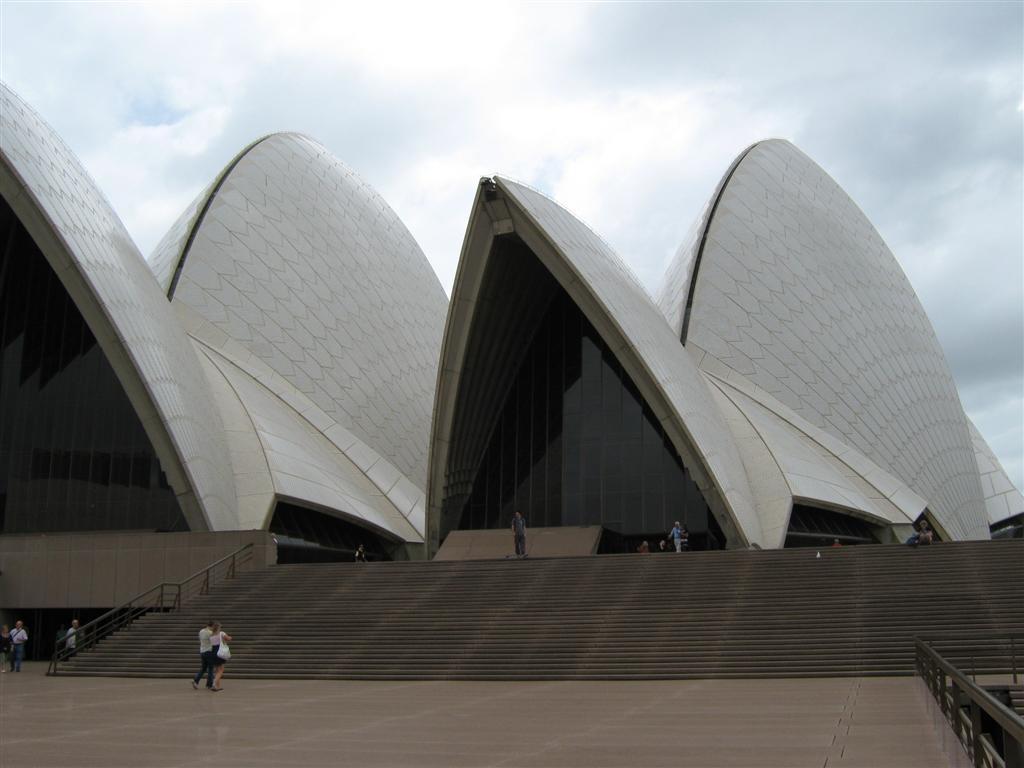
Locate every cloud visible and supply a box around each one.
[386,85,799,293]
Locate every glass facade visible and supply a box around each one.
[449,289,718,548]
[0,195,185,533]
[784,505,880,547]
[270,502,394,561]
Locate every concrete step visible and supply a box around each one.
[56,540,1024,681]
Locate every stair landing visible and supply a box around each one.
[0,664,961,768]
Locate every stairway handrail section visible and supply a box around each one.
[47,543,255,675]
[916,636,1024,768]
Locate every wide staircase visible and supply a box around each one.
[57,539,1024,680]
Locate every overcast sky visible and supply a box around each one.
[2,1,1021,492]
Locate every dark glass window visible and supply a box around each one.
[269,502,394,561]
[443,260,718,549]
[784,505,880,547]
[0,195,185,533]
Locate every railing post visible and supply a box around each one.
[1012,636,1018,685]
[969,701,984,768]
[1006,728,1024,768]
[951,680,962,743]
[229,551,236,579]
[201,569,209,595]
[940,670,949,718]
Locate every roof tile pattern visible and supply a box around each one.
[967,419,1024,526]
[177,299,427,537]
[0,82,236,531]
[149,176,215,295]
[200,344,421,542]
[704,368,922,546]
[165,134,447,491]
[666,139,987,540]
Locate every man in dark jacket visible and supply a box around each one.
[512,511,527,558]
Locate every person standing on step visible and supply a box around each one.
[668,521,684,552]
[512,510,527,559]
[65,619,80,658]
[192,620,215,690]
[10,620,28,671]
[354,544,368,562]
[209,622,232,692]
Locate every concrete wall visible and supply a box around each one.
[0,530,276,609]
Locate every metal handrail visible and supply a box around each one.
[48,542,255,675]
[915,636,1024,768]
[918,633,1021,686]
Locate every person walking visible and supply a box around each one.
[0,625,10,672]
[512,510,527,558]
[10,620,28,671]
[65,619,80,658]
[192,620,215,690]
[209,622,232,692]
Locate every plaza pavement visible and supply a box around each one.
[0,662,962,767]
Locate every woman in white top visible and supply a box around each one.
[209,622,233,692]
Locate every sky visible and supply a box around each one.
[1,1,1022,492]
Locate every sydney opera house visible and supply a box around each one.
[0,79,1020,610]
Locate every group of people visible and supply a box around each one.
[639,522,691,554]
[511,511,695,557]
[192,620,232,691]
[906,521,935,546]
[0,621,29,671]
[0,618,80,672]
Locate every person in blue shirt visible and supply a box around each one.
[669,522,684,552]
[10,621,28,671]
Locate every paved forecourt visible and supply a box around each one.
[0,663,960,767]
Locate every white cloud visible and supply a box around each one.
[388,85,800,293]
[251,1,586,86]
[81,106,231,255]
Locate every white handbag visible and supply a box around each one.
[217,642,231,661]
